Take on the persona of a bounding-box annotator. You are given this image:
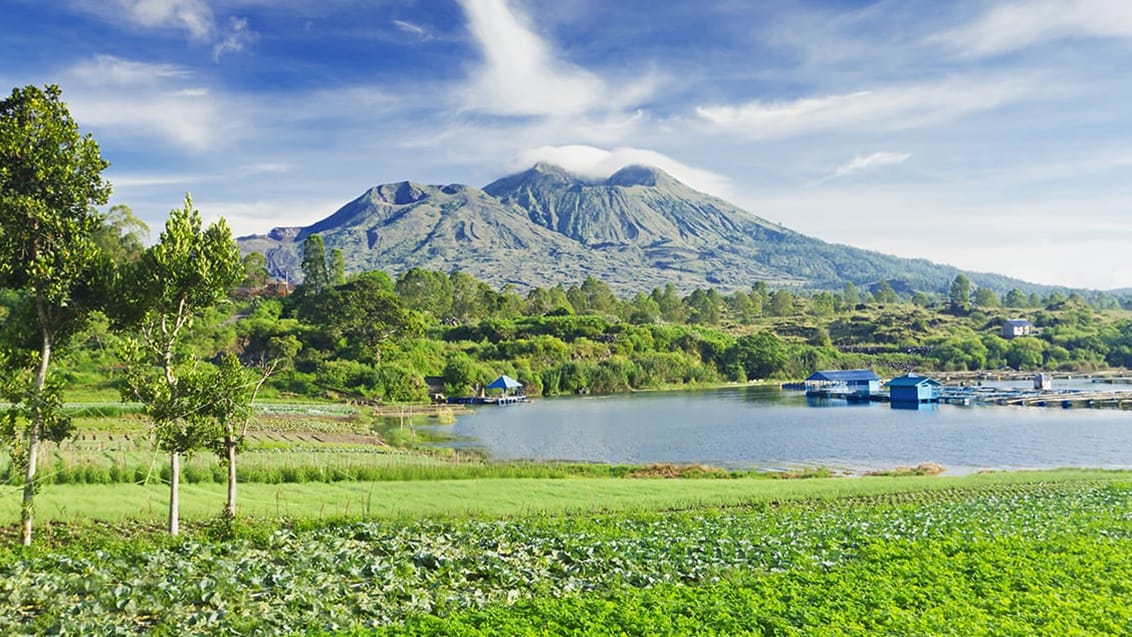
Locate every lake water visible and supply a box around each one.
[428,385,1132,474]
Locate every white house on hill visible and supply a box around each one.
[1002,319,1034,339]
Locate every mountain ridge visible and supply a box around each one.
[238,163,1066,296]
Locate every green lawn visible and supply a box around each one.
[2,469,1124,525]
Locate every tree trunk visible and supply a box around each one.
[169,451,180,536]
[22,300,53,546]
[225,434,237,519]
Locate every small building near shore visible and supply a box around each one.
[486,374,524,397]
[1002,319,1034,339]
[804,369,880,399]
[887,373,942,404]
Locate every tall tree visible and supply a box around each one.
[93,203,148,263]
[395,267,453,318]
[329,247,346,286]
[113,195,243,535]
[948,274,971,313]
[202,353,282,519]
[239,251,271,291]
[842,282,860,308]
[769,289,797,317]
[450,271,486,321]
[300,234,330,293]
[651,283,686,322]
[973,287,1000,308]
[300,271,424,357]
[1005,288,1027,308]
[0,84,111,545]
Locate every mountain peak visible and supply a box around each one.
[530,161,577,177]
[368,180,430,205]
[605,164,674,188]
[483,162,585,197]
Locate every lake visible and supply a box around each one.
[427,384,1132,474]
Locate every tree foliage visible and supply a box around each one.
[300,234,329,293]
[0,84,110,545]
[113,194,243,534]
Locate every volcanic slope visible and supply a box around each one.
[239,163,1032,295]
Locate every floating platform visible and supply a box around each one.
[445,395,529,406]
[937,386,1132,408]
[805,389,886,403]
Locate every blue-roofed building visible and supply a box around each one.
[887,373,942,405]
[804,369,880,400]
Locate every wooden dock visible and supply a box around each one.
[446,395,529,406]
[937,386,1132,408]
[805,389,884,402]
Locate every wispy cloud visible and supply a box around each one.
[212,16,257,60]
[457,0,655,117]
[832,151,911,179]
[117,0,214,40]
[73,0,257,59]
[696,75,1040,139]
[514,145,731,197]
[931,0,1132,58]
[64,55,224,150]
[393,19,429,38]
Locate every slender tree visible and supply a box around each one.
[949,274,972,313]
[329,247,346,286]
[300,234,330,293]
[0,84,110,545]
[201,353,281,519]
[113,194,242,535]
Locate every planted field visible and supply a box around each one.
[1,474,1129,635]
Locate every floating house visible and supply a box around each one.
[1002,319,1034,339]
[486,374,523,396]
[804,369,880,400]
[446,374,529,405]
[887,373,942,405]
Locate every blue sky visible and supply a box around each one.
[3,0,1131,290]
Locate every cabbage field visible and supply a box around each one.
[1,476,1129,635]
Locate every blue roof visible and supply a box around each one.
[886,374,942,388]
[486,374,522,390]
[805,369,879,382]
[1005,319,1033,327]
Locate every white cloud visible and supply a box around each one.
[932,0,1132,58]
[196,196,352,238]
[69,55,191,85]
[696,76,1039,139]
[457,0,654,117]
[107,172,204,188]
[213,17,258,61]
[73,0,257,59]
[64,56,224,150]
[104,0,216,40]
[832,151,911,178]
[734,184,1132,289]
[513,145,731,197]
[393,19,428,38]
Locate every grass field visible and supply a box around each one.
[0,472,1128,635]
[1,468,1123,525]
